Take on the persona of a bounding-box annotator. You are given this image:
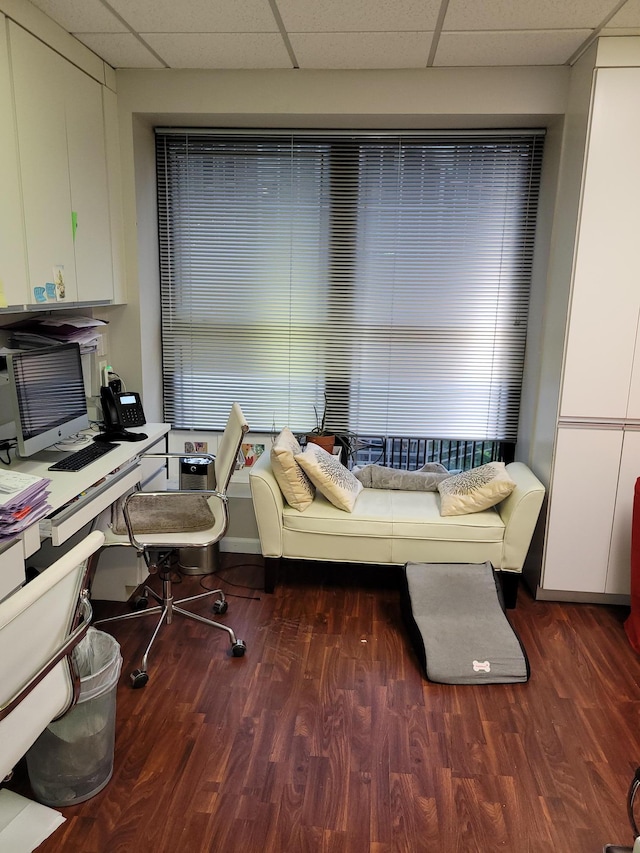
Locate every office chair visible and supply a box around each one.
[0,531,103,785]
[95,402,249,688]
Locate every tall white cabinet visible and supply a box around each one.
[0,13,28,310]
[540,61,640,602]
[9,22,114,306]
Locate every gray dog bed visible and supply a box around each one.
[401,562,529,684]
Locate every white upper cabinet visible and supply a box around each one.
[9,22,114,306]
[0,15,29,309]
[560,67,640,420]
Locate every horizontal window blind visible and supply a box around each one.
[156,129,544,439]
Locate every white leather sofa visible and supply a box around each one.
[249,453,545,606]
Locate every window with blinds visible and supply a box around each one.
[156,129,545,440]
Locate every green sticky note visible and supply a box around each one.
[71,211,78,240]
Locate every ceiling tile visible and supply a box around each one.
[106,0,278,33]
[607,0,640,26]
[28,0,127,33]
[444,0,621,31]
[277,0,441,32]
[73,33,165,68]
[433,30,591,66]
[291,31,433,68]
[142,33,292,69]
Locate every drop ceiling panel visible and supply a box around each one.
[73,33,164,68]
[27,0,127,32]
[277,0,441,31]
[444,0,623,31]
[106,0,278,33]
[291,31,434,69]
[434,30,592,67]
[142,33,292,69]
[606,0,640,26]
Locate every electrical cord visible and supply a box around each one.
[198,564,263,598]
[0,440,17,465]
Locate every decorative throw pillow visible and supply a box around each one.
[355,462,451,491]
[295,443,363,512]
[270,428,316,511]
[437,462,516,517]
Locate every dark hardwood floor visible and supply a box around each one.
[6,556,640,852]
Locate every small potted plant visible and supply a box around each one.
[306,394,335,452]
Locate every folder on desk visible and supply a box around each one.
[0,471,51,540]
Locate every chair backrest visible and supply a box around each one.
[214,402,249,493]
[0,530,104,781]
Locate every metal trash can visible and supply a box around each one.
[26,628,122,807]
[178,456,220,576]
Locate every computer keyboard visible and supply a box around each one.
[48,440,118,472]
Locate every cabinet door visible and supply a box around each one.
[605,429,640,595]
[64,60,113,304]
[542,426,622,593]
[9,23,78,303]
[560,68,640,420]
[0,15,28,309]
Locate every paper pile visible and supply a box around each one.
[5,315,108,354]
[0,470,51,540]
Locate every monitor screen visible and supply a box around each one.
[7,343,90,457]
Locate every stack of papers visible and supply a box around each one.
[0,471,51,541]
[5,315,108,354]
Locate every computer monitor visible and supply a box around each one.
[7,343,90,457]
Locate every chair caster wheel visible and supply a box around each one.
[231,640,246,657]
[212,599,228,615]
[132,595,148,610]
[130,669,149,688]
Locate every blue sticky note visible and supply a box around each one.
[45,282,56,299]
[33,286,47,303]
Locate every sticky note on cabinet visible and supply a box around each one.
[0,279,7,308]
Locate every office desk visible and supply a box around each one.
[0,424,170,600]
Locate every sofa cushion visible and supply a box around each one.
[437,462,516,517]
[390,491,505,541]
[295,443,363,512]
[283,488,393,537]
[270,428,315,512]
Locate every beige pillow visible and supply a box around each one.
[270,428,316,512]
[295,443,363,513]
[437,461,516,517]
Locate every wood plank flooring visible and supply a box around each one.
[6,556,640,852]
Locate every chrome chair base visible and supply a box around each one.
[96,573,246,688]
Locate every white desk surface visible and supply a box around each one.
[9,424,171,515]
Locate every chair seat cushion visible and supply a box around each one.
[112,493,214,535]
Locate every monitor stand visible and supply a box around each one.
[94,430,147,443]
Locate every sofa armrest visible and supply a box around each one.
[249,450,285,558]
[497,462,546,572]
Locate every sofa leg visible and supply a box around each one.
[499,572,519,609]
[264,557,280,594]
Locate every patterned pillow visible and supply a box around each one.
[295,443,363,512]
[270,428,315,512]
[437,462,516,517]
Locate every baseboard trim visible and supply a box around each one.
[535,586,630,606]
[221,536,261,555]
